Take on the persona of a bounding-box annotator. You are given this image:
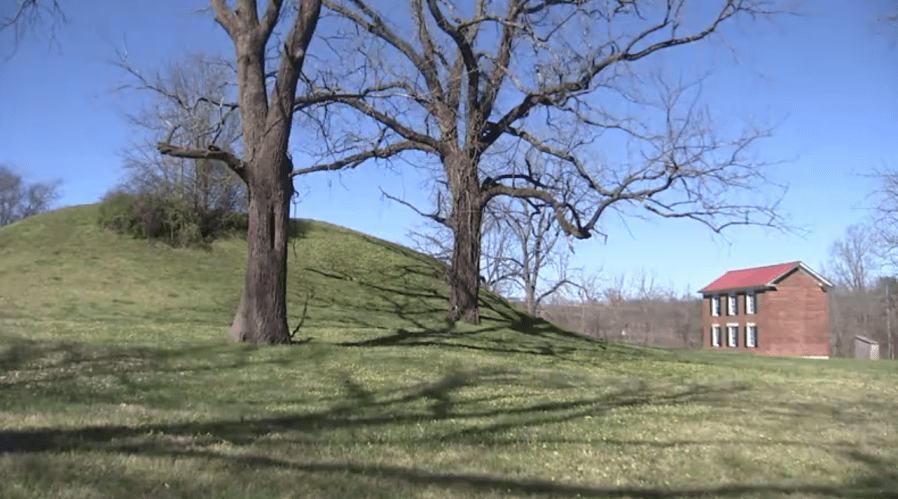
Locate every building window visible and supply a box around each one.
[711,325,721,347]
[745,324,758,348]
[711,295,721,317]
[727,324,738,347]
[745,292,756,315]
[727,294,738,316]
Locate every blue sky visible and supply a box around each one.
[1,0,897,297]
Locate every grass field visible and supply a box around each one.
[1,205,896,498]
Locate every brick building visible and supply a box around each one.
[699,261,833,357]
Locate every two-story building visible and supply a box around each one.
[699,261,833,357]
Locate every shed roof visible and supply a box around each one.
[699,261,832,294]
[854,335,879,345]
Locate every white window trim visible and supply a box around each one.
[745,323,757,348]
[727,294,738,316]
[726,323,739,347]
[746,292,756,315]
[711,295,721,317]
[710,324,721,347]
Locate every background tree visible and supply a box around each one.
[824,223,893,356]
[871,168,898,268]
[490,197,580,316]
[0,164,61,227]
[408,205,517,295]
[875,275,897,359]
[157,0,323,344]
[117,52,247,214]
[409,193,581,316]
[539,268,703,348]
[825,223,880,293]
[304,0,788,323]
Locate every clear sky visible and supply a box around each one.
[1,0,897,297]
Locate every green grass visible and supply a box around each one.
[1,205,896,498]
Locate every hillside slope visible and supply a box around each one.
[0,204,598,351]
[1,205,896,499]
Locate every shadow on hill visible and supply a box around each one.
[0,369,722,453]
[0,376,725,469]
[336,323,606,358]
[182,457,898,498]
[302,256,609,357]
[0,336,302,407]
[0,370,893,498]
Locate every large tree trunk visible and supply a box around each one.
[150,0,321,344]
[229,150,292,344]
[447,156,484,323]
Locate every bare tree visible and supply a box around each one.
[405,150,586,315]
[491,197,580,316]
[11,0,361,345]
[117,52,247,213]
[829,276,896,358]
[303,0,789,323]
[824,221,892,356]
[409,193,581,316]
[871,168,898,268]
[408,205,517,295]
[876,275,897,359]
[540,267,703,347]
[156,0,323,344]
[0,164,61,227]
[826,223,880,293]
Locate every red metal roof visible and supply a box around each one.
[699,261,823,294]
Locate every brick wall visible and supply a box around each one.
[702,268,830,357]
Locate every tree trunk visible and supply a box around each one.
[229,150,292,344]
[525,289,537,317]
[448,156,484,323]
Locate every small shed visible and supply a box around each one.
[854,335,880,360]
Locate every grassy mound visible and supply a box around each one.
[0,206,896,498]
[0,204,580,339]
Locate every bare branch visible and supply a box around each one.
[323,94,444,151]
[292,140,432,176]
[210,0,240,35]
[487,183,588,239]
[870,167,898,268]
[260,0,286,39]
[424,0,479,107]
[315,0,789,321]
[0,0,67,56]
[156,141,247,181]
[382,188,449,226]
[323,0,445,101]
[826,223,880,293]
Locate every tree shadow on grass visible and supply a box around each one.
[2,370,895,498]
[7,438,895,499]
[302,261,611,358]
[0,335,304,408]
[301,254,611,357]
[0,336,294,377]
[322,282,608,358]
[137,451,898,498]
[0,371,725,453]
[336,326,591,358]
